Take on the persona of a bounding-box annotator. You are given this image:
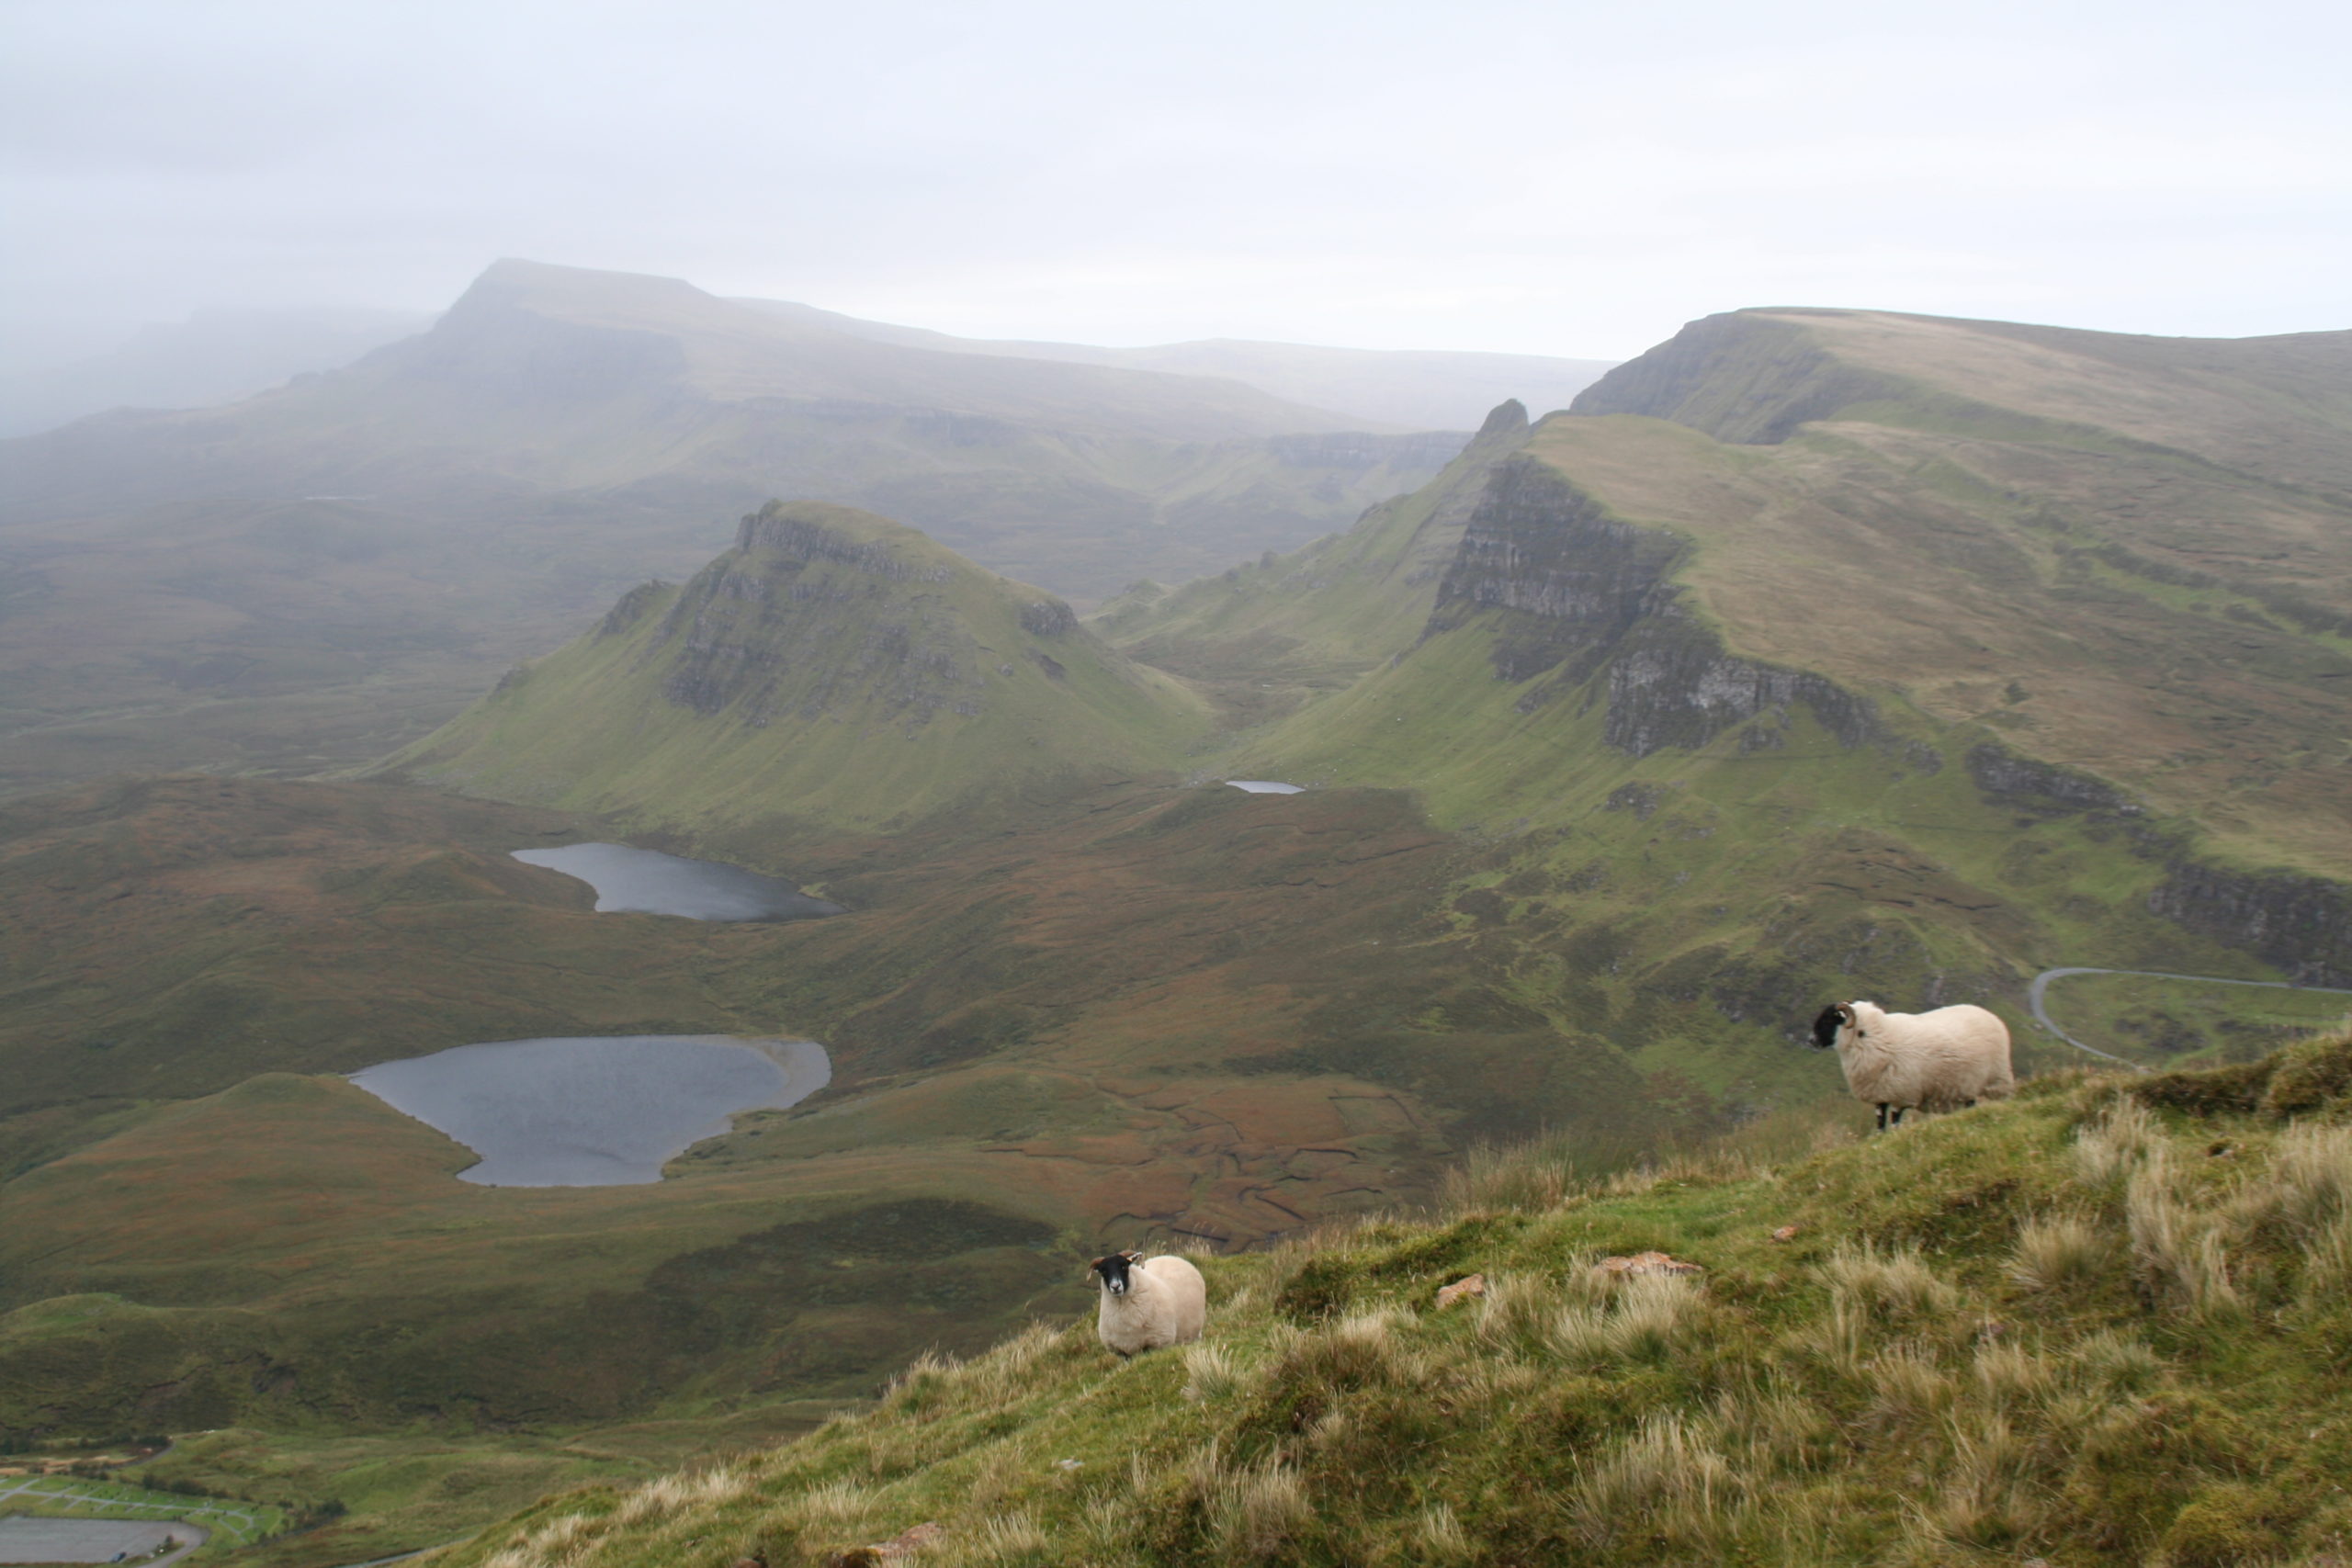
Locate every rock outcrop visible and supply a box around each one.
[1965,743,2141,816]
[1428,457,1879,756]
[2149,863,2352,987]
[393,499,1206,832]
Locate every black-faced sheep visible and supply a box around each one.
[1089,1250,1206,1356]
[1809,1000,2014,1131]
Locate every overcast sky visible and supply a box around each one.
[5,0,2346,368]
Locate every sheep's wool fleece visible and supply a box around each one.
[1837,1001,2014,1111]
[1095,1255,1207,1355]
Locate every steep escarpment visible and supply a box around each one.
[1425,456,1882,754]
[1092,400,1532,728]
[2149,863,2352,987]
[388,502,1208,833]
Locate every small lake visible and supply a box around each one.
[1226,780,1304,795]
[0,1518,198,1564]
[513,842,844,921]
[350,1035,831,1186]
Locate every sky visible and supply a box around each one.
[5,0,2348,370]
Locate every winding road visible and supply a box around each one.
[2027,966,2352,1071]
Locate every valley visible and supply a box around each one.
[2,302,2346,1562]
[0,262,1512,798]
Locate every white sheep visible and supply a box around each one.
[1809,1000,2014,1131]
[1088,1250,1206,1356]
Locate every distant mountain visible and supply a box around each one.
[737,297,1616,430]
[0,306,432,437]
[0,260,1463,795]
[391,501,1209,832]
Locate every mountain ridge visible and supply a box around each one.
[733,294,1616,430]
[0,260,1473,796]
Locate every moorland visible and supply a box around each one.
[2,298,2347,1562]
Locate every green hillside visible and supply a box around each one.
[386,501,1211,834]
[429,1032,2352,1567]
[1099,312,2352,1083]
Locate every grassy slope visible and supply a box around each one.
[1521,408,2352,877]
[387,502,1210,835]
[2038,972,2350,1069]
[434,1030,2352,1568]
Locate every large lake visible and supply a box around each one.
[513,842,844,921]
[1226,780,1304,795]
[350,1035,831,1186]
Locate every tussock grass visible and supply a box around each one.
[1820,1239,1960,1322]
[1178,1342,1238,1404]
[2007,1210,2108,1292]
[1571,1411,1738,1551]
[430,1029,2352,1568]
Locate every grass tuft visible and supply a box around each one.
[2008,1211,2109,1292]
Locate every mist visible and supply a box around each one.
[6,0,2347,378]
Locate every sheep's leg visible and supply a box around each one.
[1876,1104,1889,1132]
[1891,1107,1906,1127]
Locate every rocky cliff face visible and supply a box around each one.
[650,506,984,728]
[594,580,672,638]
[1428,457,1880,755]
[1965,743,2142,817]
[2150,863,2352,987]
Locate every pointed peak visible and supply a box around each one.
[1476,399,1530,437]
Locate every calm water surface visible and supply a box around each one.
[513,841,844,920]
[350,1035,831,1186]
[0,1519,194,1564]
[1225,780,1305,795]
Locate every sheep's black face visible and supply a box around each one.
[1809,1006,1848,1050]
[1091,1254,1133,1295]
